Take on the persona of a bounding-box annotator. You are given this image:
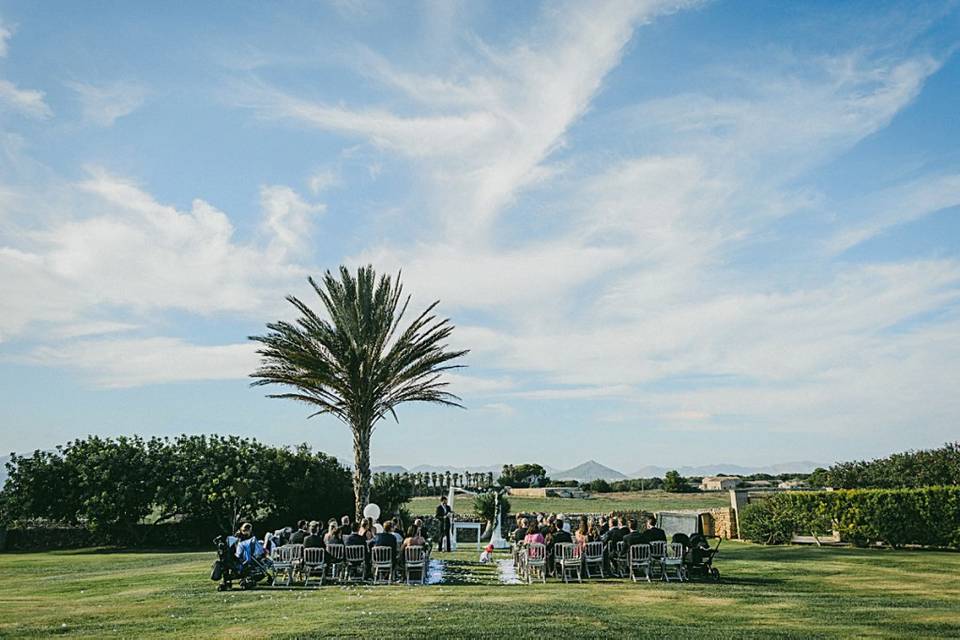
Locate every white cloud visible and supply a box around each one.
[307,168,340,194]
[0,22,52,118]
[827,173,960,253]
[0,169,319,342]
[260,184,324,258]
[0,78,52,118]
[0,20,11,58]
[66,80,149,126]
[23,337,259,387]
[237,0,695,240]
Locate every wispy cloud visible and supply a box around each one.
[0,19,11,58]
[66,80,150,126]
[0,79,52,118]
[23,337,259,387]
[235,0,696,240]
[0,21,52,118]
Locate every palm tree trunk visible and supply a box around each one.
[353,427,371,521]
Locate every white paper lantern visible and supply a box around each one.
[363,503,381,521]
[374,523,384,534]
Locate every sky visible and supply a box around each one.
[0,0,958,473]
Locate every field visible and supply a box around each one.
[408,490,729,516]
[1,542,958,639]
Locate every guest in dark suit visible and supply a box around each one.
[621,518,645,551]
[370,521,399,567]
[344,522,368,549]
[303,521,324,548]
[638,514,667,544]
[288,519,308,545]
[551,519,572,545]
[435,496,453,551]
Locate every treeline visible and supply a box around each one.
[808,442,960,489]
[0,435,353,542]
[375,469,496,497]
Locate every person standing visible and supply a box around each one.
[435,495,453,552]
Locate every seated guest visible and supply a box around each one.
[621,518,645,553]
[359,517,375,541]
[371,521,399,567]
[603,517,626,546]
[589,522,602,542]
[512,518,528,544]
[235,522,254,540]
[575,518,590,549]
[401,525,426,551]
[323,520,342,545]
[552,519,572,545]
[524,522,545,545]
[638,515,667,544]
[289,519,309,545]
[391,517,404,544]
[303,521,324,548]
[598,516,609,537]
[344,522,367,548]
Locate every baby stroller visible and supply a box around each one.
[210,535,274,591]
[672,533,721,581]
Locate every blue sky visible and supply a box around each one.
[1,0,958,472]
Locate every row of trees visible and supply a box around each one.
[808,442,960,489]
[0,435,353,539]
[582,472,688,493]
[372,470,496,497]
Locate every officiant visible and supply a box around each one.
[435,495,453,552]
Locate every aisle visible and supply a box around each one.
[426,549,505,585]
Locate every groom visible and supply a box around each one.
[435,495,453,552]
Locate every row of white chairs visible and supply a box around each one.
[514,541,686,584]
[269,543,431,586]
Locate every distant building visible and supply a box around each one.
[700,476,741,491]
[778,478,807,489]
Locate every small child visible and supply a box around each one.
[479,543,495,564]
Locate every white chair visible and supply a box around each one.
[555,543,582,583]
[302,547,326,586]
[371,546,394,585]
[325,543,345,581]
[614,541,628,577]
[584,541,605,579]
[403,545,427,585]
[663,542,686,582]
[344,545,367,583]
[628,544,652,583]
[271,545,296,587]
[649,541,667,580]
[524,543,547,584]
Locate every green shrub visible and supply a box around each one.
[740,486,960,548]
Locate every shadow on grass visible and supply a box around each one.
[66,546,207,555]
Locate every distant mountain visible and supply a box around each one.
[372,465,408,474]
[630,461,824,478]
[552,460,627,482]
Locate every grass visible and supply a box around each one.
[1,542,958,639]
[408,490,729,516]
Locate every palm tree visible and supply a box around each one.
[250,265,468,520]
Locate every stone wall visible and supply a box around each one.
[703,507,737,539]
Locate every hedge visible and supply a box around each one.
[739,486,960,548]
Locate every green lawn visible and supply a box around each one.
[1,542,958,639]
[409,490,729,516]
